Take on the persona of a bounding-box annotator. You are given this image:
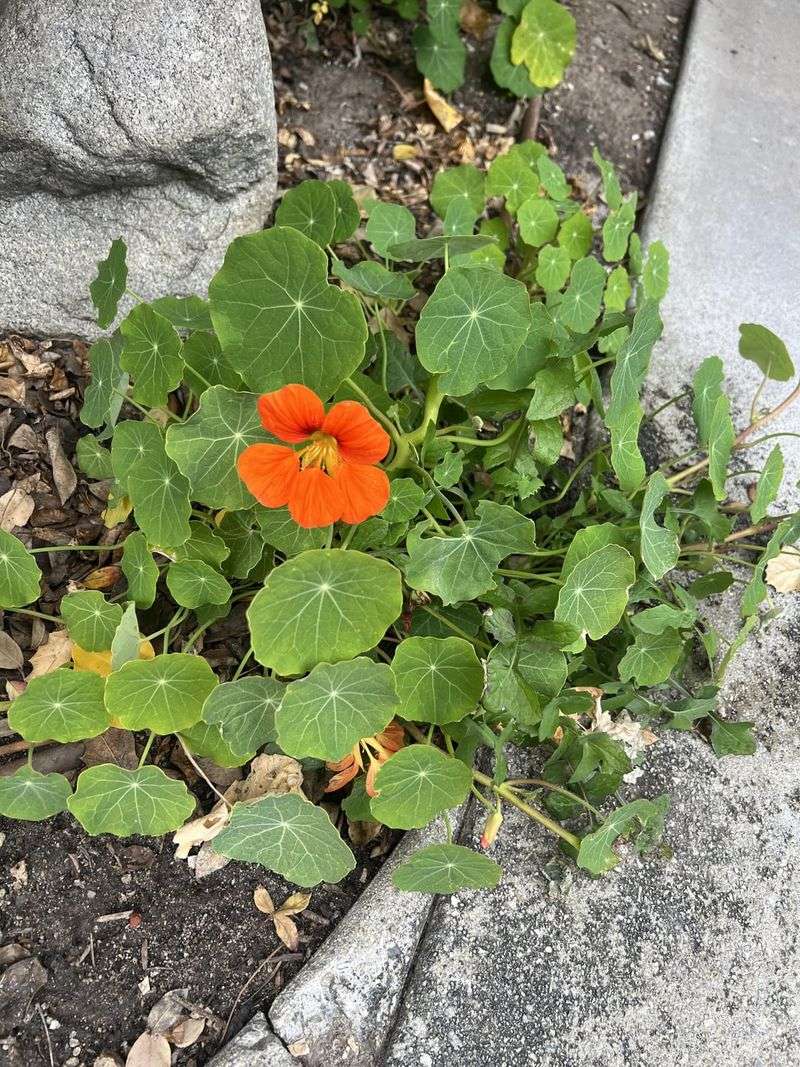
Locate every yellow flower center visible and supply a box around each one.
[299,432,340,474]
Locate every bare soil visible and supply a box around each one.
[1,1,693,1064]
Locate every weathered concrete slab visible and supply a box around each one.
[0,0,277,339]
[269,815,466,1066]
[384,2,800,1064]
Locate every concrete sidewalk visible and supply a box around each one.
[382,1,800,1063]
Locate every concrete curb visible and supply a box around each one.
[266,813,466,1066]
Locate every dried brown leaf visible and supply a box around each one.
[0,377,25,403]
[28,629,73,678]
[125,1033,170,1067]
[423,78,463,133]
[194,840,230,879]
[253,886,275,915]
[765,549,800,592]
[279,891,312,916]
[83,728,138,770]
[166,1016,206,1049]
[459,0,491,39]
[230,753,304,803]
[393,144,420,161]
[0,631,24,670]
[173,807,229,860]
[0,485,35,532]
[76,565,121,590]
[272,913,300,951]
[45,427,77,504]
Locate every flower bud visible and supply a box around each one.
[480,807,503,849]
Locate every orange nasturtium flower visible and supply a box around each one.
[324,721,405,797]
[237,384,391,529]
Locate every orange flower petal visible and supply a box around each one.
[324,763,360,793]
[332,462,390,525]
[288,467,343,528]
[258,384,325,443]
[365,757,381,797]
[321,400,391,463]
[237,444,299,507]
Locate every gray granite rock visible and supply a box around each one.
[206,1013,295,1067]
[0,0,276,339]
[383,1,800,1063]
[269,814,466,1066]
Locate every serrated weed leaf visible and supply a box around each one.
[404,501,536,605]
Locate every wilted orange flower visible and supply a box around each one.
[324,721,405,797]
[237,384,391,529]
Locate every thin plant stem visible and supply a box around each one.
[497,568,562,585]
[5,607,59,623]
[343,376,401,446]
[419,604,491,650]
[472,769,581,849]
[30,543,113,554]
[233,646,254,681]
[138,731,156,768]
[504,778,601,817]
[177,734,232,809]
[439,418,521,450]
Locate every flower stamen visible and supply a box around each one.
[298,432,340,474]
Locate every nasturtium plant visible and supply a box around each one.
[323,0,574,102]
[1,150,797,898]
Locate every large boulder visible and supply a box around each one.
[0,0,277,339]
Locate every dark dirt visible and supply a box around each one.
[1,2,693,1064]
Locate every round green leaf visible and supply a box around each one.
[213,793,356,887]
[209,227,367,398]
[535,243,571,291]
[416,267,531,395]
[150,295,213,333]
[111,421,191,548]
[275,179,337,246]
[371,745,472,829]
[391,637,483,724]
[90,237,127,329]
[555,544,636,643]
[430,165,486,221]
[0,768,72,822]
[119,303,184,407]
[0,530,42,608]
[75,435,114,480]
[738,323,794,381]
[491,17,542,98]
[202,675,283,755]
[329,180,360,244]
[104,653,218,734]
[218,512,266,579]
[332,259,415,301]
[381,478,428,524]
[412,25,466,92]
[557,210,593,260]
[511,0,576,88]
[179,721,252,768]
[61,591,123,652]
[68,764,195,836]
[277,658,399,761]
[121,532,159,609]
[165,386,273,511]
[173,523,230,567]
[248,550,403,676]
[366,202,416,258]
[9,669,109,743]
[487,154,539,215]
[166,559,232,609]
[81,334,127,431]
[393,843,502,893]
[181,330,242,395]
[518,197,559,246]
[557,256,606,333]
[618,628,683,686]
[256,506,331,556]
